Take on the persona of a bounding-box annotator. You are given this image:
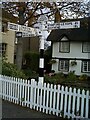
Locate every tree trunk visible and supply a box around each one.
[16,38,23,70]
[16,3,25,70]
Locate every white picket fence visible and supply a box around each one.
[0,75,90,119]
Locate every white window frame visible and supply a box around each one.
[82,61,90,72]
[59,60,69,72]
[82,42,90,53]
[59,41,70,53]
[0,43,7,56]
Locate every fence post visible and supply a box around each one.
[0,75,2,120]
[30,79,35,109]
[0,75,2,98]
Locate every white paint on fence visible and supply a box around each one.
[0,75,90,119]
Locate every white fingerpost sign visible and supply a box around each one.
[8,22,36,36]
[47,21,80,30]
[60,21,80,29]
[8,22,19,31]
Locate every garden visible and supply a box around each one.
[1,50,90,91]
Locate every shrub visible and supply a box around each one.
[45,72,65,84]
[23,68,38,79]
[79,74,88,80]
[66,71,77,82]
[23,51,39,72]
[2,60,26,79]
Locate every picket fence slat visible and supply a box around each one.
[85,91,89,118]
[72,88,76,118]
[81,90,85,117]
[60,86,64,115]
[39,82,43,112]
[76,89,80,116]
[21,79,25,106]
[49,84,53,114]
[68,87,72,118]
[64,86,68,118]
[0,75,90,119]
[42,83,46,113]
[56,85,60,116]
[33,81,37,109]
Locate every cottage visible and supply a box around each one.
[47,17,90,76]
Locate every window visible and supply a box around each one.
[82,61,90,72]
[59,41,70,53]
[82,42,90,53]
[2,23,7,32]
[59,60,69,72]
[0,43,7,56]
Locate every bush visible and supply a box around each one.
[23,51,39,72]
[66,71,77,82]
[2,60,26,79]
[45,72,65,84]
[79,74,88,80]
[23,68,38,79]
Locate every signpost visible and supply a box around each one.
[37,15,80,83]
[8,15,80,84]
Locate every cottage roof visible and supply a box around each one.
[47,17,90,42]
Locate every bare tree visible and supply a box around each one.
[2,2,89,69]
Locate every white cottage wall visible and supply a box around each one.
[52,42,89,59]
[52,40,90,76]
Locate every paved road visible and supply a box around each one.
[2,100,64,119]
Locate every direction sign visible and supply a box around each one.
[19,25,36,34]
[8,22,36,35]
[48,21,80,30]
[8,22,19,31]
[16,32,40,38]
[16,30,42,38]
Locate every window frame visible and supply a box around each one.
[82,42,90,53]
[2,22,7,33]
[0,43,7,56]
[58,59,69,72]
[81,61,90,73]
[59,41,70,53]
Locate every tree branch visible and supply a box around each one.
[24,2,41,24]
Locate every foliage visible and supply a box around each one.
[2,2,89,24]
[23,68,38,79]
[2,58,26,79]
[23,51,39,72]
[70,60,77,66]
[45,71,89,90]
[45,72,65,84]
[66,71,78,82]
[2,2,89,70]
[48,59,57,65]
[79,74,88,80]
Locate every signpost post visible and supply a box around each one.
[38,15,48,84]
